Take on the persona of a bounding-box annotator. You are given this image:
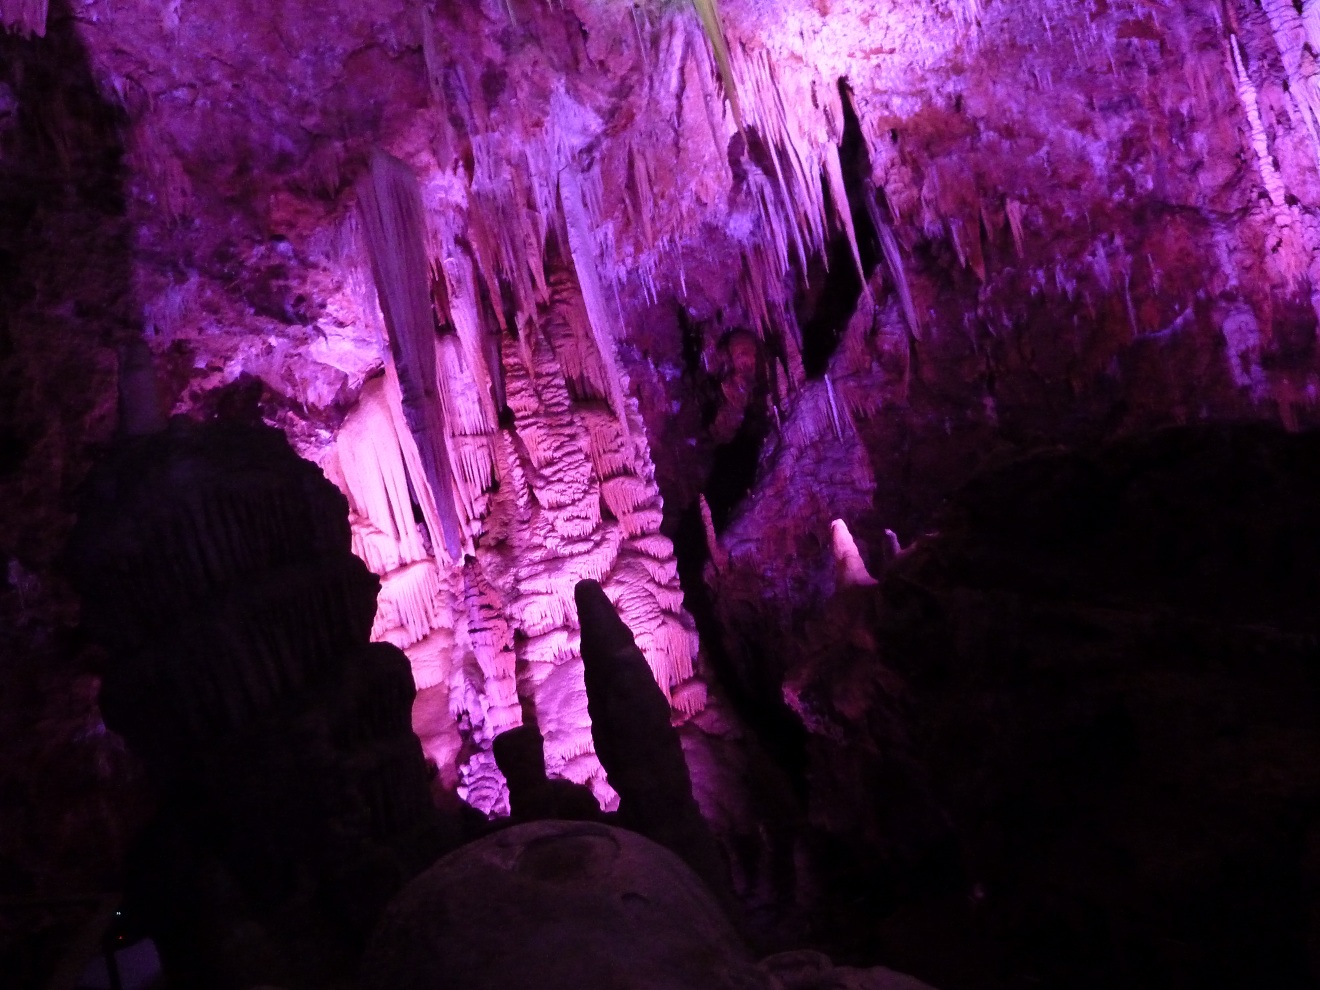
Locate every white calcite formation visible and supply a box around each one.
[321,171,701,810]
[830,518,879,589]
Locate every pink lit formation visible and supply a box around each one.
[24,0,1320,837]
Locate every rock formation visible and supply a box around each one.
[9,0,1320,986]
[575,578,730,905]
[316,173,704,812]
[361,819,938,990]
[491,723,601,824]
[68,418,447,990]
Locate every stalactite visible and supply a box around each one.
[559,165,633,437]
[824,374,843,439]
[356,150,464,559]
[601,475,654,518]
[427,228,502,432]
[1006,198,1027,258]
[524,659,607,803]
[372,560,446,648]
[469,139,549,325]
[1259,0,1320,166]
[824,142,869,287]
[865,185,921,340]
[785,379,851,447]
[348,515,401,576]
[699,495,728,572]
[1230,36,1288,209]
[420,6,445,109]
[516,631,578,673]
[435,335,497,518]
[544,270,612,403]
[779,309,808,388]
[628,142,657,249]
[336,376,430,567]
[691,0,744,132]
[954,0,981,32]
[727,44,864,295]
[384,359,454,556]
[671,679,708,716]
[407,628,457,692]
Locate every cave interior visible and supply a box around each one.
[4,0,1320,987]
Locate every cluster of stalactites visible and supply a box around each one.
[332,0,987,810]
[332,167,704,813]
[1224,28,1320,303]
[1258,0,1320,169]
[421,3,869,426]
[728,46,865,293]
[673,9,886,407]
[355,152,470,560]
[425,0,926,449]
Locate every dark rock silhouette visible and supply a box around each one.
[69,418,452,990]
[492,723,601,823]
[360,820,769,990]
[574,578,733,909]
[359,819,939,990]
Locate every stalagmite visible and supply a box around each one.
[458,750,508,817]
[492,724,602,822]
[117,339,166,437]
[575,579,731,905]
[70,421,443,984]
[831,519,878,588]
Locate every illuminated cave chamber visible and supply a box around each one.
[14,0,1320,984]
